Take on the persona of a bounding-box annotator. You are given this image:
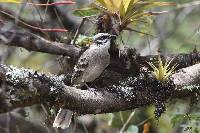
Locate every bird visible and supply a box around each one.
[71,33,116,87]
[53,33,116,129]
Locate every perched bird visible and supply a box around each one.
[71,33,116,87]
[53,33,116,129]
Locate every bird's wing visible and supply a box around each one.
[71,48,97,85]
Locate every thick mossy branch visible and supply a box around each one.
[172,63,200,86]
[0,63,199,115]
[1,29,200,115]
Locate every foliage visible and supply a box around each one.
[0,0,75,5]
[75,35,93,47]
[147,56,177,81]
[171,113,200,132]
[73,7,100,17]
[0,0,21,3]
[74,0,175,31]
[171,114,188,127]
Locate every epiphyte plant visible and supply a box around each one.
[147,56,178,82]
[74,0,176,31]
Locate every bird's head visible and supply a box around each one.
[93,33,116,48]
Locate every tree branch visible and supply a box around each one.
[0,63,199,115]
[0,30,81,58]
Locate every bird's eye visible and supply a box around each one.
[101,36,108,40]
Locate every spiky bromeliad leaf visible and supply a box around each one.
[0,0,21,3]
[147,56,178,81]
[95,0,175,22]
[0,0,75,5]
[74,0,175,31]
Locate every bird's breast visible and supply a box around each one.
[82,49,110,82]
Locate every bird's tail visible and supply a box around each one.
[53,108,73,129]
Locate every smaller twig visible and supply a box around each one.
[6,113,11,133]
[147,11,170,15]
[1,1,75,5]
[119,112,124,124]
[72,17,87,45]
[119,110,135,133]
[16,125,20,133]
[15,0,27,24]
[137,116,154,126]
[0,10,68,32]
[54,8,64,28]
[30,0,44,23]
[124,27,155,37]
[42,0,50,22]
[72,115,77,133]
[81,121,89,133]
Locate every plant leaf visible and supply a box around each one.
[73,7,100,17]
[78,0,176,31]
[171,114,187,127]
[0,0,21,3]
